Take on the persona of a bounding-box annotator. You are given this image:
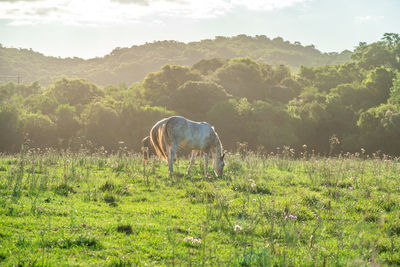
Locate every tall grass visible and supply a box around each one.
[0,146,399,265]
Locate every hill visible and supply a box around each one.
[0,35,351,86]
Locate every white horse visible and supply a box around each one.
[150,116,225,177]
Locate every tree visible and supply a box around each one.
[249,100,298,149]
[267,76,301,103]
[48,78,104,110]
[23,94,58,116]
[0,83,15,103]
[0,104,21,151]
[382,33,400,70]
[270,64,291,84]
[192,58,226,76]
[206,99,243,149]
[81,102,119,150]
[352,41,395,70]
[21,112,56,148]
[214,58,267,101]
[389,72,400,105]
[143,64,202,107]
[358,104,400,154]
[118,103,175,151]
[55,104,80,147]
[362,66,394,106]
[170,81,229,119]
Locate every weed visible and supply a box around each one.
[54,183,75,196]
[116,224,133,235]
[107,257,133,267]
[41,234,101,249]
[0,251,6,262]
[104,193,116,204]
[100,180,115,192]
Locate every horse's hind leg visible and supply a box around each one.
[168,143,178,177]
[187,150,198,175]
[204,152,209,176]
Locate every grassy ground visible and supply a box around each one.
[0,147,400,266]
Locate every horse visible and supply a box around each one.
[149,116,225,177]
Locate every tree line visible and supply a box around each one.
[0,33,399,155]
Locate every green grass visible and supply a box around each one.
[0,149,400,266]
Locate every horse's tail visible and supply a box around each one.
[150,119,169,162]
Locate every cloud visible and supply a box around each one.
[7,19,33,25]
[355,15,384,24]
[110,0,183,6]
[231,0,308,11]
[0,0,42,2]
[0,0,308,26]
[111,0,151,6]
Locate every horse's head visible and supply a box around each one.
[214,153,225,177]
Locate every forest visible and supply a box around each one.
[0,33,399,155]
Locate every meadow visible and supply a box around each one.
[0,145,400,266]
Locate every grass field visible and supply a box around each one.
[0,147,400,266]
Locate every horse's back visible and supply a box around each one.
[166,116,214,150]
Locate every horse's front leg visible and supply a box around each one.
[187,150,198,175]
[204,152,209,177]
[168,143,178,177]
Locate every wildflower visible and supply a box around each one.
[251,183,256,189]
[183,236,201,245]
[192,237,201,245]
[252,199,256,202]
[234,225,242,232]
[111,162,119,168]
[285,214,297,220]
[183,236,193,242]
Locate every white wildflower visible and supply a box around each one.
[183,236,201,245]
[234,225,242,232]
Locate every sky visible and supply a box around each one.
[0,0,399,59]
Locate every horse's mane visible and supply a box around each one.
[214,130,223,152]
[150,119,169,162]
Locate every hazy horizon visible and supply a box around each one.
[1,0,399,59]
[1,33,355,60]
